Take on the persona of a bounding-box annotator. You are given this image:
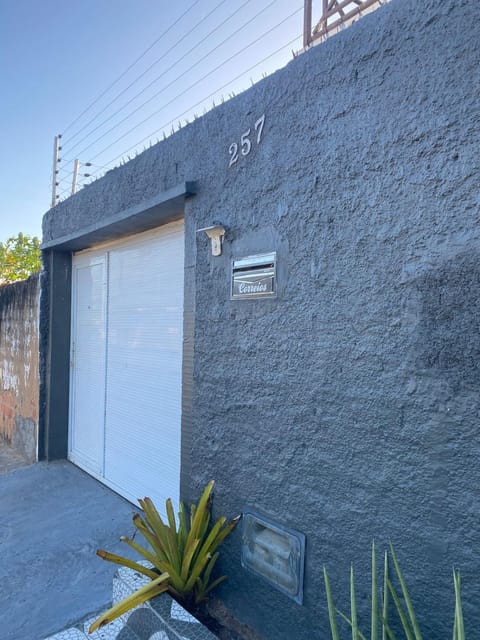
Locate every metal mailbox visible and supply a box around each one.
[231,252,276,299]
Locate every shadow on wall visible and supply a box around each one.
[416,250,480,393]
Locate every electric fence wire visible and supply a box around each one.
[85,30,302,181]
[56,175,89,200]
[61,0,285,166]
[57,178,73,189]
[60,0,203,136]
[56,160,107,178]
[56,170,77,181]
[62,0,237,150]
[56,184,73,199]
[64,5,303,166]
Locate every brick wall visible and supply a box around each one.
[0,274,40,460]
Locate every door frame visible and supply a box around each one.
[39,182,196,505]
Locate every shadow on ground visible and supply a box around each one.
[0,460,135,640]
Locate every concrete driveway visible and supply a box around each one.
[0,461,137,640]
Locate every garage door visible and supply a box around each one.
[69,220,184,511]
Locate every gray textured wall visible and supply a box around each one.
[43,0,480,637]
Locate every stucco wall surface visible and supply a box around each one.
[42,0,480,637]
[0,274,39,461]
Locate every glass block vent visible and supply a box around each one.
[241,510,305,604]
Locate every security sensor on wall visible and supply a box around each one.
[197,225,225,257]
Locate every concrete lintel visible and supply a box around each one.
[41,181,197,252]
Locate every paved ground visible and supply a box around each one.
[0,461,137,640]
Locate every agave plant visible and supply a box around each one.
[89,480,240,633]
[323,542,466,640]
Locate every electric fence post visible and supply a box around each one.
[71,159,80,195]
[51,134,61,207]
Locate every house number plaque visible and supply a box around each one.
[228,114,265,167]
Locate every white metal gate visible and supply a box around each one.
[69,220,184,510]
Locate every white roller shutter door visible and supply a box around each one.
[69,220,184,511]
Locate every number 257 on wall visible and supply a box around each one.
[228,114,265,167]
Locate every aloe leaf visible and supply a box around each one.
[119,537,180,590]
[337,610,368,640]
[372,542,378,640]
[184,549,214,593]
[205,515,241,553]
[201,551,220,590]
[197,516,226,555]
[387,578,415,640]
[165,498,182,568]
[178,502,188,556]
[96,550,159,580]
[140,499,176,568]
[119,536,168,573]
[200,574,227,600]
[383,551,389,640]
[148,503,179,575]
[323,567,340,640]
[166,498,177,531]
[88,572,169,633]
[189,481,214,542]
[180,537,200,584]
[132,513,166,559]
[134,508,161,544]
[196,511,211,546]
[389,544,422,640]
[350,565,359,640]
[193,576,204,602]
[379,615,399,640]
[453,570,464,640]
[190,503,196,528]
[164,499,182,572]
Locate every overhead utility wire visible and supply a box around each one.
[61,0,203,135]
[88,31,302,175]
[63,0,277,159]
[63,0,256,155]
[73,6,303,163]
[63,0,235,148]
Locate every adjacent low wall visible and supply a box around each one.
[0,274,39,461]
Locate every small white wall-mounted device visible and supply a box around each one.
[197,225,226,257]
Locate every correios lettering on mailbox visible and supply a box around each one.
[231,252,276,300]
[238,281,268,294]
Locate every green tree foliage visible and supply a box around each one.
[0,233,41,283]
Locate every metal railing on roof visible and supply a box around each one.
[303,0,386,47]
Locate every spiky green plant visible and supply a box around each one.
[323,543,466,640]
[89,480,240,633]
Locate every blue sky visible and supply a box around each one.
[0,1,305,243]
